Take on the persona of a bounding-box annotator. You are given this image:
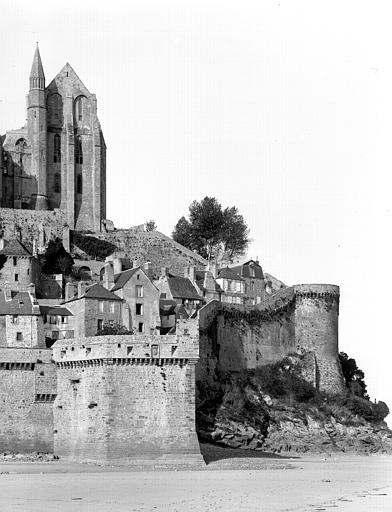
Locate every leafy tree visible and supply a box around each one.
[339,352,369,399]
[145,220,157,232]
[172,197,250,261]
[40,238,74,275]
[95,323,132,336]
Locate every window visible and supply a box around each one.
[11,315,18,324]
[135,303,143,315]
[99,300,104,313]
[151,345,159,357]
[54,173,61,193]
[75,136,83,164]
[138,322,144,333]
[97,319,103,331]
[136,285,143,297]
[75,96,84,122]
[77,174,82,194]
[137,274,140,280]
[13,257,17,266]
[16,332,23,341]
[250,281,255,292]
[110,302,115,313]
[53,134,61,163]
[14,274,18,282]
[61,316,68,324]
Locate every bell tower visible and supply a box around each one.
[27,43,48,210]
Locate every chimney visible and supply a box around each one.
[161,267,169,278]
[112,258,122,275]
[65,282,76,301]
[0,238,4,251]
[103,262,114,290]
[143,261,153,280]
[186,266,196,283]
[78,281,86,298]
[4,282,11,301]
[27,283,36,298]
[133,259,139,269]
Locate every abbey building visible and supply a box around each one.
[0,45,106,233]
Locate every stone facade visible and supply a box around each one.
[0,45,105,232]
[197,284,345,395]
[52,320,203,465]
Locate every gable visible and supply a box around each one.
[46,63,91,98]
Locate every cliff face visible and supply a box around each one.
[196,359,392,455]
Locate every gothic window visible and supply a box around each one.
[54,173,61,193]
[53,134,61,163]
[75,136,83,164]
[15,139,27,152]
[77,174,82,194]
[75,96,85,122]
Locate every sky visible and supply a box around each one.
[0,0,391,422]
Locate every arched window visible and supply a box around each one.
[15,139,27,152]
[77,174,82,194]
[75,136,83,164]
[53,134,61,163]
[48,94,61,123]
[75,96,85,122]
[54,173,61,193]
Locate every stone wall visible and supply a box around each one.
[0,208,67,246]
[197,284,344,395]
[52,321,204,465]
[0,347,56,452]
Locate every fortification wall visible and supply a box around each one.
[94,229,207,278]
[53,322,204,465]
[0,207,67,245]
[0,347,56,452]
[197,284,344,395]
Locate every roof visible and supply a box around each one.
[111,268,140,291]
[159,299,190,319]
[40,306,73,317]
[0,239,32,257]
[64,284,122,303]
[166,276,202,300]
[217,267,245,281]
[30,44,45,80]
[229,260,264,280]
[195,270,223,293]
[0,291,35,315]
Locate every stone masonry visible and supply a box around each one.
[52,319,204,465]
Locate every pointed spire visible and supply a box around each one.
[29,43,45,90]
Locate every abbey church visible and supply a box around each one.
[0,45,106,233]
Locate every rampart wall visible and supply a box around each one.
[52,320,204,465]
[197,284,344,395]
[0,347,56,452]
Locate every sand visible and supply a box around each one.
[0,450,391,511]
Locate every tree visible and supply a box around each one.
[172,197,250,261]
[339,352,369,399]
[95,323,132,336]
[40,238,74,276]
[145,220,157,232]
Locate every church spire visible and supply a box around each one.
[29,43,45,90]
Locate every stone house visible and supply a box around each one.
[226,259,266,305]
[40,305,74,346]
[0,239,38,293]
[216,267,246,305]
[63,283,128,337]
[186,266,222,303]
[159,299,190,335]
[155,269,203,315]
[102,262,160,334]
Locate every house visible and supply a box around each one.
[106,263,160,334]
[155,268,203,316]
[63,282,128,337]
[216,267,246,305]
[227,259,266,305]
[0,284,43,348]
[184,266,222,304]
[40,305,74,346]
[159,299,190,335]
[0,238,38,293]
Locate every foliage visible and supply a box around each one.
[39,238,74,275]
[72,231,117,261]
[145,220,157,231]
[0,254,7,271]
[339,352,368,399]
[95,323,132,336]
[172,196,250,261]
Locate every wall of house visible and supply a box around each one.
[0,256,37,292]
[197,284,344,395]
[2,315,44,348]
[52,322,203,465]
[0,347,56,453]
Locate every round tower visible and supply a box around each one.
[27,44,48,210]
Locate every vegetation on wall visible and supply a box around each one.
[39,238,74,275]
[145,220,157,232]
[172,196,250,261]
[72,231,117,261]
[339,351,368,399]
[95,323,132,336]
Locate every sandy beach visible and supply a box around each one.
[0,448,391,512]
